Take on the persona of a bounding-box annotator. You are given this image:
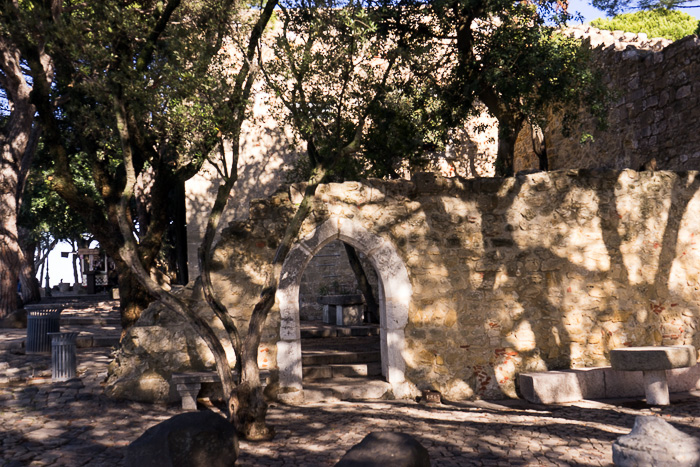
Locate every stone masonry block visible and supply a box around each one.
[519,369,605,404]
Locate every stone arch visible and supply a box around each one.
[276,217,411,400]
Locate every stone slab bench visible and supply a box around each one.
[610,345,697,405]
[318,294,364,326]
[520,361,700,405]
[172,370,270,410]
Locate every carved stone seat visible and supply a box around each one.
[172,370,270,410]
[318,294,365,326]
[610,345,697,405]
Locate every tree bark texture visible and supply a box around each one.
[0,36,41,318]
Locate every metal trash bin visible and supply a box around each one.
[26,307,62,354]
[49,332,79,381]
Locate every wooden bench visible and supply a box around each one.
[172,370,271,410]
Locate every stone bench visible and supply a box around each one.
[520,359,700,405]
[318,294,364,326]
[172,370,271,410]
[610,345,697,405]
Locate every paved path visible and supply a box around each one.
[3,301,700,465]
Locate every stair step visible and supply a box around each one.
[301,335,379,351]
[301,325,379,339]
[302,378,391,403]
[60,317,121,326]
[303,362,382,381]
[302,350,380,366]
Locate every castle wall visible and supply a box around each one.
[517,28,700,172]
[212,170,700,400]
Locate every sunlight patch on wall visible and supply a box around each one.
[616,175,672,286]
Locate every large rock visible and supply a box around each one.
[336,432,430,467]
[104,287,237,403]
[613,416,700,466]
[124,411,238,467]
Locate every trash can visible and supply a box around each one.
[49,332,79,381]
[86,272,96,295]
[26,308,62,354]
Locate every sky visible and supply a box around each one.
[41,242,80,289]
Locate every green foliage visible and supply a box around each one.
[19,160,88,246]
[590,9,699,41]
[592,0,700,17]
[265,0,440,182]
[1,0,241,260]
[400,0,609,175]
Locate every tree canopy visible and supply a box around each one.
[591,0,700,17]
[591,8,700,40]
[1,0,241,327]
[392,0,609,176]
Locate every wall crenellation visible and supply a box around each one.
[562,24,673,52]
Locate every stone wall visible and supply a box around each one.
[204,169,700,401]
[518,27,700,172]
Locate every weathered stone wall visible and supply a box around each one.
[209,169,700,401]
[516,27,700,172]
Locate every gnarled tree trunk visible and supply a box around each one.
[0,36,42,318]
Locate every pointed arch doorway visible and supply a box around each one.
[276,217,411,402]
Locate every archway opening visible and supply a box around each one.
[276,217,411,402]
[298,240,382,391]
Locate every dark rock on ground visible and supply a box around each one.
[336,431,430,467]
[124,410,239,467]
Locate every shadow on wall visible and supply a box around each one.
[210,169,700,401]
[184,88,301,279]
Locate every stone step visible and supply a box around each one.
[303,362,382,381]
[301,335,380,352]
[301,324,379,339]
[302,350,380,366]
[76,336,121,348]
[302,377,391,403]
[61,317,121,326]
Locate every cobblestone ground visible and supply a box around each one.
[3,346,700,466]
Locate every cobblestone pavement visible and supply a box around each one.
[3,345,700,466]
[3,300,700,466]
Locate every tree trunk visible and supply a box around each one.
[17,228,40,304]
[115,260,153,331]
[0,237,20,318]
[72,240,81,285]
[493,114,525,178]
[495,128,516,178]
[173,179,189,285]
[343,243,379,323]
[0,36,39,319]
[18,250,41,305]
[531,123,548,171]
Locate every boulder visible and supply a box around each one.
[104,288,237,403]
[336,432,430,467]
[124,411,238,467]
[613,416,700,466]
